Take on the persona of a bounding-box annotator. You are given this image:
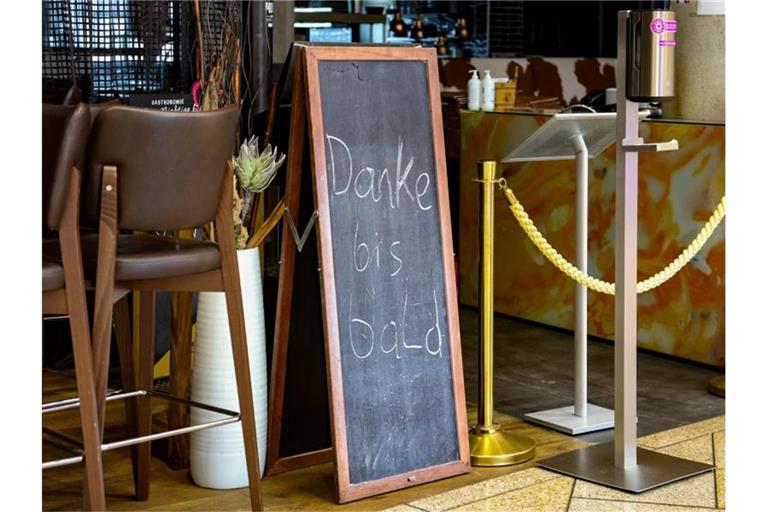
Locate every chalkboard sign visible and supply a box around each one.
[304,46,469,502]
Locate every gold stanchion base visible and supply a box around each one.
[709,375,725,398]
[469,424,536,467]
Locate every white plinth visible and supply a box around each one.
[524,404,614,435]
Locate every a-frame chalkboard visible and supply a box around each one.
[267,45,469,503]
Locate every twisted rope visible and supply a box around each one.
[499,183,726,295]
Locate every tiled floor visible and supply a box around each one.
[384,416,725,512]
[458,309,725,445]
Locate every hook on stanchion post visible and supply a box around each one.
[469,160,536,467]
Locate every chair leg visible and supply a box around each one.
[57,167,106,511]
[68,293,107,511]
[88,250,114,507]
[135,291,156,501]
[221,253,264,511]
[167,291,194,470]
[114,295,140,498]
[87,251,115,509]
[92,166,118,435]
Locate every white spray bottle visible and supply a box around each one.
[481,70,495,112]
[467,70,481,111]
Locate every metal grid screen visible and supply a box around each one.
[42,1,240,102]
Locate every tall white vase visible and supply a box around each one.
[190,247,267,488]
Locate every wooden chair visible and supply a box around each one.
[82,105,264,510]
[43,79,83,105]
[42,103,106,511]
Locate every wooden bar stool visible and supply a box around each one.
[42,102,106,511]
[81,105,264,510]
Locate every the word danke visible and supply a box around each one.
[326,134,433,211]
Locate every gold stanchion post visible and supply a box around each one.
[469,160,536,466]
[709,375,725,397]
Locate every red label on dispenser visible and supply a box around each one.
[650,18,665,34]
[651,18,677,35]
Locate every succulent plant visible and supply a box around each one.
[234,136,286,194]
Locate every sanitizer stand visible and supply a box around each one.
[537,10,714,492]
[503,113,618,436]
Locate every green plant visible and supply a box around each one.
[236,136,285,193]
[232,136,286,249]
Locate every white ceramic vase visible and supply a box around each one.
[190,247,268,488]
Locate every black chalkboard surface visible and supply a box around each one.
[304,46,469,502]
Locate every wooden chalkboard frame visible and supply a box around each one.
[303,45,469,503]
[266,45,335,477]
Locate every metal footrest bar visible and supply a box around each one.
[42,388,124,413]
[148,389,240,418]
[101,414,239,452]
[42,315,70,322]
[42,427,85,470]
[42,388,241,470]
[44,454,84,470]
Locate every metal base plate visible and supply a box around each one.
[538,442,714,493]
[709,375,725,398]
[524,404,614,435]
[469,426,536,467]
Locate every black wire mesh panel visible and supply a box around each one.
[185,1,241,77]
[179,0,242,107]
[42,1,241,102]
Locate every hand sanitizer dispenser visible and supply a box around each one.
[626,10,676,102]
[538,9,717,496]
[468,70,481,111]
[481,70,495,112]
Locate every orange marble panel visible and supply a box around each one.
[458,111,725,367]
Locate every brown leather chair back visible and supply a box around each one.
[84,105,240,231]
[63,86,82,106]
[79,101,121,224]
[43,103,90,230]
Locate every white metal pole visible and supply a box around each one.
[571,135,588,419]
[615,10,638,469]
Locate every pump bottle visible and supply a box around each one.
[467,70,481,111]
[481,70,495,112]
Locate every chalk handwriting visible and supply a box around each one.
[327,134,433,211]
[348,288,443,360]
[353,222,403,277]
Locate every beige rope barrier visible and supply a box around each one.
[498,180,725,295]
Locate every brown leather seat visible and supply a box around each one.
[42,259,64,291]
[85,232,221,281]
[45,231,221,281]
